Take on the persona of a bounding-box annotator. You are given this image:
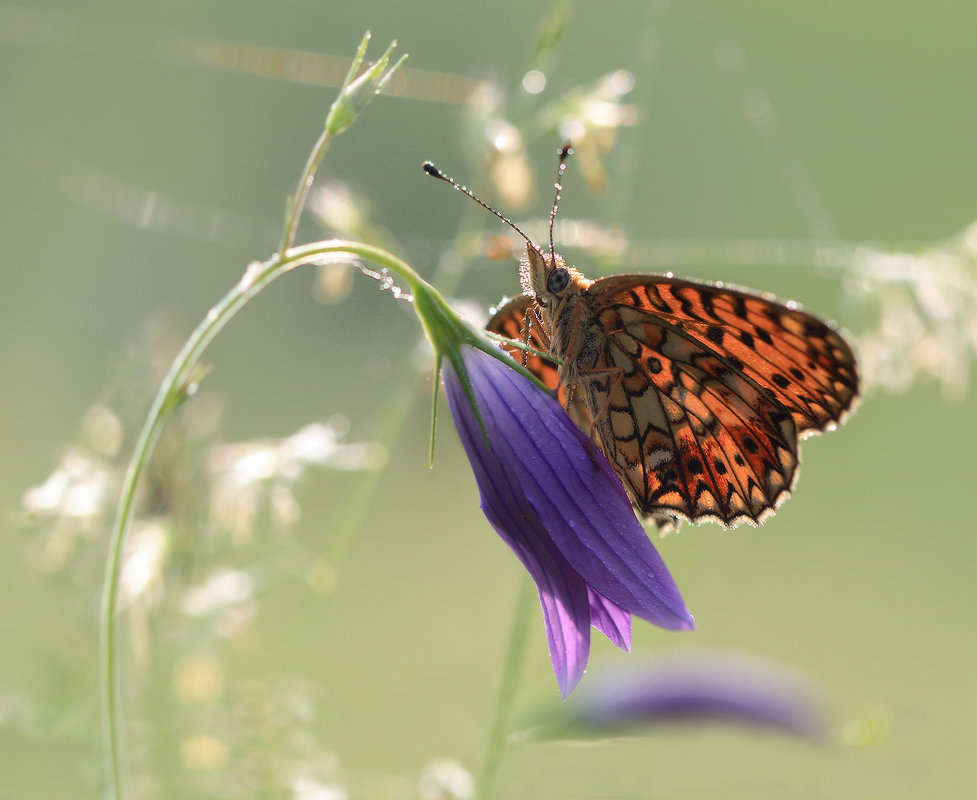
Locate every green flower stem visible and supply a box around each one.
[98,240,417,800]
[279,119,335,255]
[477,576,535,800]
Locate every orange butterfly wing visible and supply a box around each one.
[587,275,859,436]
[487,276,858,528]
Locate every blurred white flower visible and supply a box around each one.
[118,521,171,610]
[182,568,256,617]
[207,417,385,541]
[291,773,347,800]
[181,568,257,639]
[22,448,115,524]
[848,229,977,400]
[418,759,474,800]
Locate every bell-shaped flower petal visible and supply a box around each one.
[443,345,693,697]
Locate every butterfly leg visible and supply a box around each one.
[518,304,551,367]
[518,307,533,367]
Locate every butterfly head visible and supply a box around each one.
[520,245,588,308]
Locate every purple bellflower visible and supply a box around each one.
[400,266,692,697]
[441,345,694,697]
[563,651,827,739]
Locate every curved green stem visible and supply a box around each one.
[98,31,408,796]
[98,239,420,800]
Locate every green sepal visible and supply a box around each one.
[410,277,556,460]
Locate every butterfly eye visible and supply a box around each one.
[547,267,570,293]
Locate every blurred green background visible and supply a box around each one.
[3,1,976,797]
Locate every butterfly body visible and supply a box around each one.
[490,245,859,530]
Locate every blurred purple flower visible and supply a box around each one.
[566,652,827,739]
[442,345,693,697]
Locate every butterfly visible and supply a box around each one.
[425,148,859,530]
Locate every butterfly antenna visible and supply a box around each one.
[422,161,541,255]
[548,142,573,266]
